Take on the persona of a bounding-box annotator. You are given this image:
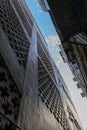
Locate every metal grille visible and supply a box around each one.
[67,107,81,130]
[38,59,70,130]
[0,54,21,129]
[37,32,50,59]
[12,0,33,37]
[38,42,56,81]
[0,0,30,68]
[0,112,23,130]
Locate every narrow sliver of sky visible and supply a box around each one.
[25,0,87,129]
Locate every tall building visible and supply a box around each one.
[59,44,87,98]
[39,0,87,98]
[68,35,87,97]
[0,0,83,130]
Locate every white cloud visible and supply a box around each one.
[45,34,61,46]
[45,34,63,67]
[46,35,87,129]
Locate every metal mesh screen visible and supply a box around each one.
[0,54,21,129]
[38,59,70,130]
[0,0,30,68]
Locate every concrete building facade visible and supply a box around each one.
[0,0,83,130]
[69,35,87,97]
[39,0,87,98]
[59,44,87,98]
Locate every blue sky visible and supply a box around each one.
[25,0,57,37]
[25,0,87,129]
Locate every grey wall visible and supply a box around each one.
[0,0,83,129]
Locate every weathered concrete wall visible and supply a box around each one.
[0,24,83,130]
[0,4,62,130]
[0,1,83,130]
[18,25,40,130]
[0,26,24,93]
[38,98,64,130]
[18,25,62,130]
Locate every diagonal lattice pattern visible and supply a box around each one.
[38,59,70,130]
[12,0,33,38]
[0,0,30,68]
[37,33,51,59]
[38,42,56,81]
[0,54,21,129]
